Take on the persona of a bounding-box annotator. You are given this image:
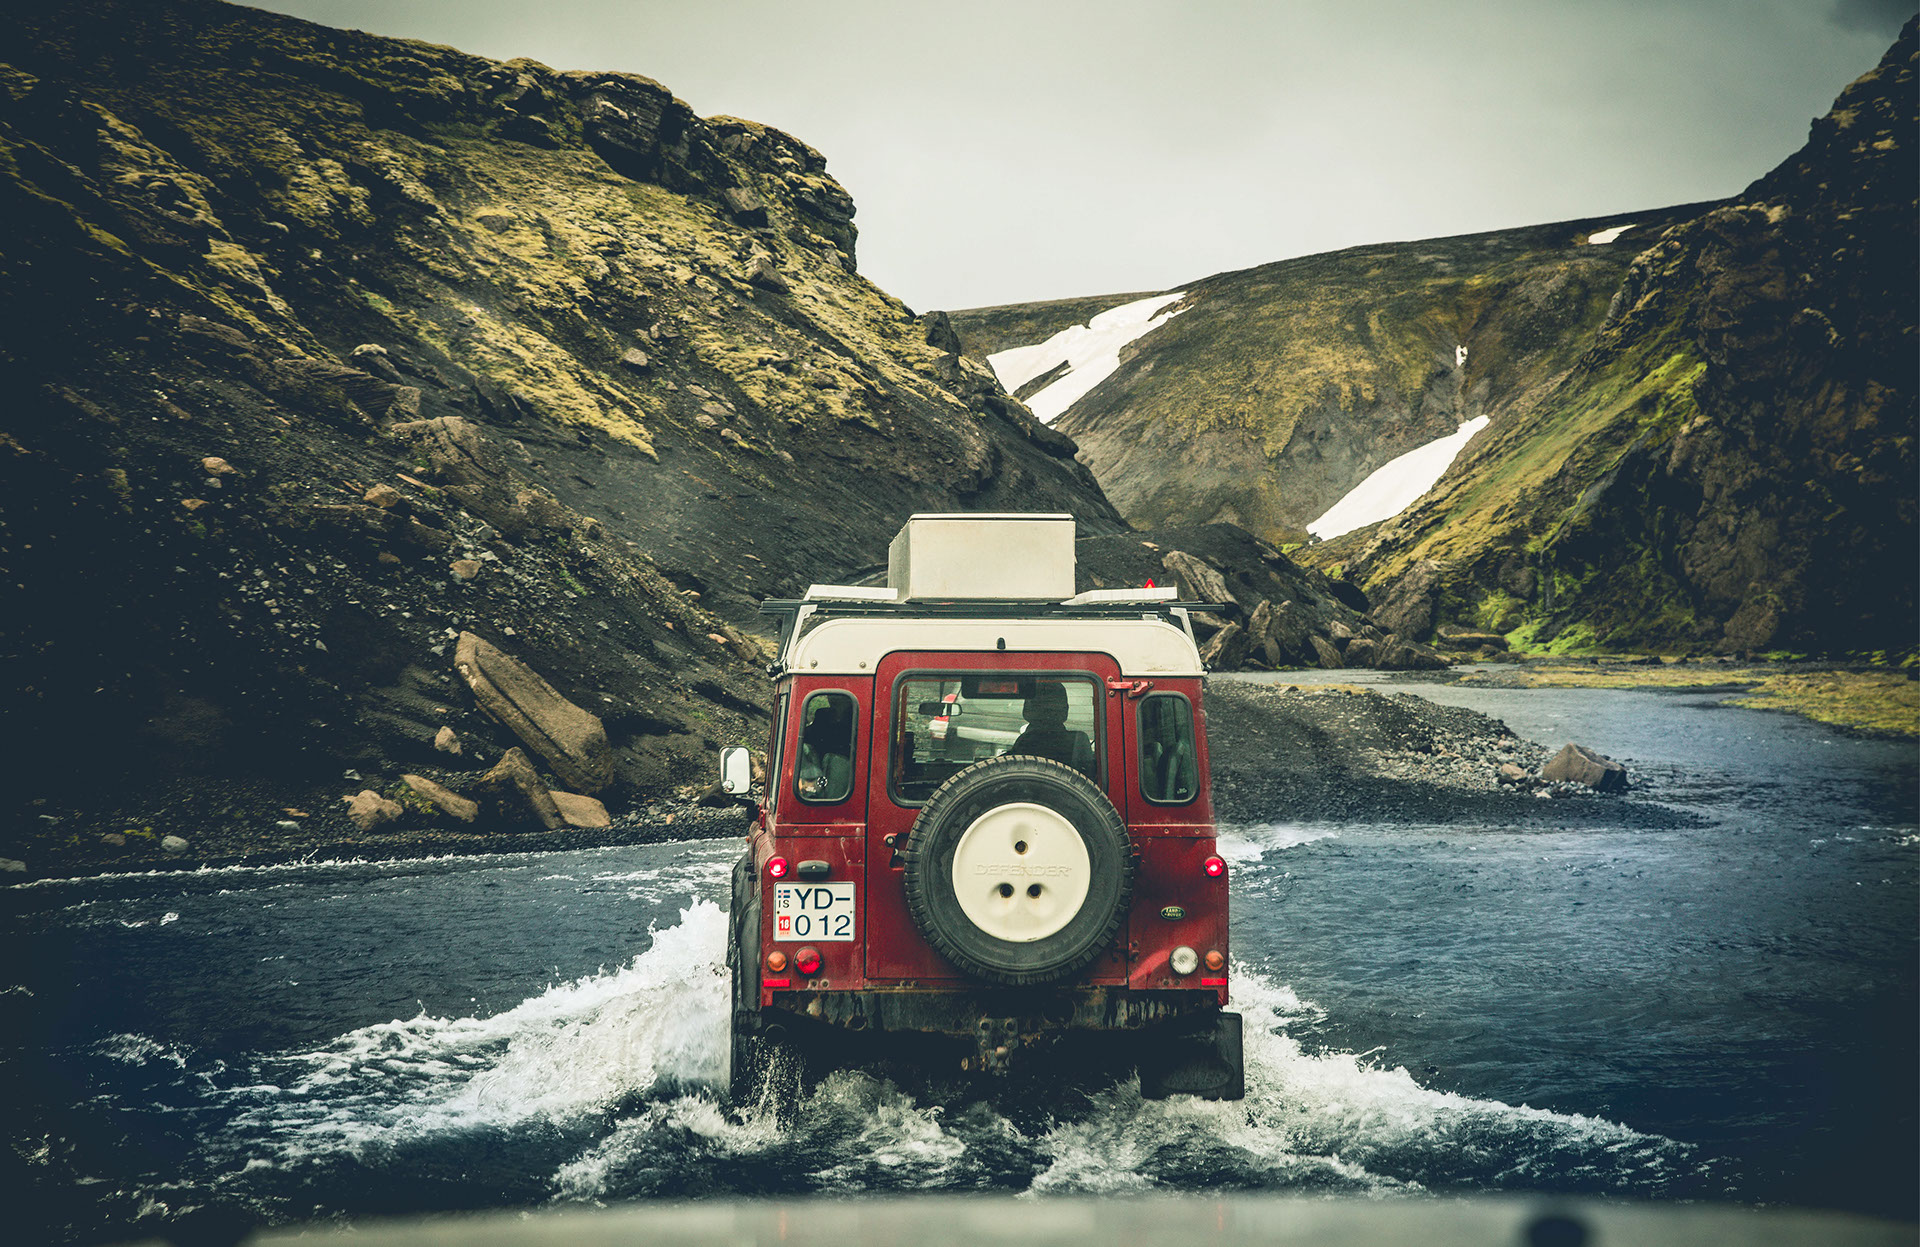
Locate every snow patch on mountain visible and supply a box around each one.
[987,293,1186,424]
[1308,416,1490,540]
[1586,224,1632,245]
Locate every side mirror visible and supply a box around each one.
[719,746,752,795]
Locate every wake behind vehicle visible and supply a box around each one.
[722,513,1242,1106]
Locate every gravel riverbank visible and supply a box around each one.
[1204,677,1699,829]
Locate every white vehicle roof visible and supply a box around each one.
[785,613,1204,677]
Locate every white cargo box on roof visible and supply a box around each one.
[888,513,1074,601]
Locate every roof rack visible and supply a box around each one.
[757,595,1226,673]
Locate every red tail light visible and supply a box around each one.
[767,856,789,879]
[1203,855,1226,878]
[794,946,821,975]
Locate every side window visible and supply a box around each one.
[1137,694,1197,805]
[766,693,788,812]
[795,691,857,804]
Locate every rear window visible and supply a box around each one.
[891,673,1100,805]
[1137,693,1198,805]
[795,691,857,804]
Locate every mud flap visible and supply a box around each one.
[1139,1010,1243,1101]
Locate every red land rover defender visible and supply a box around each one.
[722,513,1243,1105]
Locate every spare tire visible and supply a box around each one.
[901,755,1133,986]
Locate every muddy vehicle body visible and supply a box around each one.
[724,514,1242,1106]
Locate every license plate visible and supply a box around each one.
[773,882,856,941]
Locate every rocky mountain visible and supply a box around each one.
[949,204,1710,544]
[1353,22,1917,657]
[951,24,1916,659]
[0,0,1121,831]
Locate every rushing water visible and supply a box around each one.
[3,682,1914,1242]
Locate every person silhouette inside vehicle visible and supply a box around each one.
[1009,681,1095,776]
[797,696,854,801]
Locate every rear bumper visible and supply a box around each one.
[757,985,1224,1037]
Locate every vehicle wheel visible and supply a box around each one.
[901,754,1132,986]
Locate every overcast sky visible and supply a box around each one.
[250,0,1912,312]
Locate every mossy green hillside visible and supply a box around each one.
[956,204,1706,545]
[1350,26,1916,659]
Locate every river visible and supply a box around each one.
[3,679,1914,1242]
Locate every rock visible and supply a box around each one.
[618,347,651,372]
[550,790,611,828]
[1497,763,1530,785]
[1309,634,1345,670]
[454,632,614,793]
[201,456,236,477]
[920,310,964,356]
[1328,619,1354,643]
[1198,620,1249,668]
[1247,600,1282,668]
[450,558,482,582]
[474,211,516,233]
[343,790,402,831]
[1188,610,1229,640]
[434,725,462,754]
[1542,743,1628,792]
[744,252,789,292]
[181,498,210,511]
[0,858,24,872]
[1162,550,1232,607]
[476,746,565,830]
[1435,625,1510,651]
[1375,636,1451,671]
[100,832,127,846]
[160,834,190,854]
[363,483,404,509]
[1344,636,1378,667]
[720,186,769,227]
[1371,559,1447,640]
[401,773,479,823]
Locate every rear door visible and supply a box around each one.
[863,650,1125,982]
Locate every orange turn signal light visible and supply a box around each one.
[1204,950,1225,971]
[766,951,788,972]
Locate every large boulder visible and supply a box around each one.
[1162,550,1232,608]
[1435,625,1510,652]
[1199,620,1249,669]
[475,747,566,830]
[1542,743,1629,792]
[1374,636,1452,671]
[454,632,613,793]
[1370,558,1447,641]
[401,773,479,823]
[343,790,402,831]
[550,790,612,828]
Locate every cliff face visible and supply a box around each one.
[1352,22,1917,656]
[0,0,1119,811]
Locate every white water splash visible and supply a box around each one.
[185,887,1687,1203]
[226,899,730,1159]
[1030,969,1686,1194]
